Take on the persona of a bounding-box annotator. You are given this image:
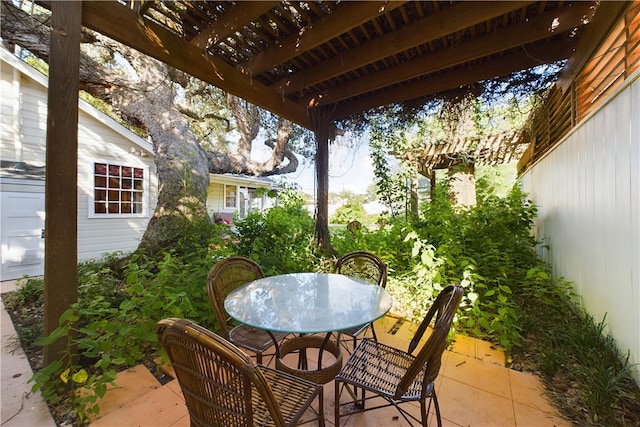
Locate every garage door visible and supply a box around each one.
[0,192,45,281]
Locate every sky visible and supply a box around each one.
[287,138,375,195]
[253,134,376,196]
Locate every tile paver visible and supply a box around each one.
[91,384,188,427]
[86,318,570,427]
[443,352,512,400]
[87,364,160,422]
[0,295,569,427]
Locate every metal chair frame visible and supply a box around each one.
[334,285,464,427]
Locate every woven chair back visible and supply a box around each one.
[157,318,286,427]
[207,256,265,338]
[394,285,464,399]
[333,251,387,287]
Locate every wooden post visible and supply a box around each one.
[409,176,419,217]
[430,169,436,203]
[43,1,82,366]
[448,160,476,207]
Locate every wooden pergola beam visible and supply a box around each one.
[308,1,593,107]
[238,1,404,76]
[333,38,577,120]
[272,1,535,95]
[190,1,278,49]
[79,1,312,129]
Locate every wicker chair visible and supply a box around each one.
[157,318,324,427]
[207,256,287,364]
[332,251,387,348]
[334,284,464,427]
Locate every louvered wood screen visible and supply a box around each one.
[518,2,640,173]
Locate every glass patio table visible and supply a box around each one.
[224,272,393,384]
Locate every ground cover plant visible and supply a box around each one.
[3,181,640,425]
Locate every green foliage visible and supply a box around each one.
[29,227,228,423]
[369,117,409,216]
[2,278,45,351]
[386,232,447,319]
[329,191,379,225]
[31,306,118,423]
[233,188,316,275]
[397,180,540,351]
[538,311,640,425]
[330,202,367,224]
[2,276,43,309]
[475,163,517,198]
[330,216,414,274]
[20,180,639,425]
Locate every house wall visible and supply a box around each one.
[206,176,275,222]
[520,72,640,384]
[207,181,231,220]
[75,109,157,260]
[1,51,157,269]
[0,59,47,165]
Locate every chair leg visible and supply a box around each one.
[318,386,325,427]
[420,390,442,427]
[334,379,341,426]
[431,391,442,427]
[370,324,378,341]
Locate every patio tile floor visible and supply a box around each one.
[86,315,570,427]
[0,278,568,427]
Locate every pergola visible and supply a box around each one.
[37,0,627,362]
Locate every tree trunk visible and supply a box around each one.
[310,107,334,255]
[2,3,304,256]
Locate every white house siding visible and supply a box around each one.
[16,81,47,165]
[75,109,157,261]
[1,49,157,277]
[520,72,640,385]
[0,64,47,165]
[207,174,276,222]
[0,62,15,161]
[207,181,228,218]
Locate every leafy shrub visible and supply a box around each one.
[3,276,43,309]
[233,188,316,274]
[330,216,414,274]
[29,224,228,423]
[330,202,367,224]
[403,181,539,351]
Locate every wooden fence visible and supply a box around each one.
[518,2,640,173]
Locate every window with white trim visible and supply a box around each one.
[93,162,144,215]
[247,188,261,211]
[225,185,237,209]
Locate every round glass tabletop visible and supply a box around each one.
[224,272,393,334]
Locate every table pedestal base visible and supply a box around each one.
[276,335,343,384]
